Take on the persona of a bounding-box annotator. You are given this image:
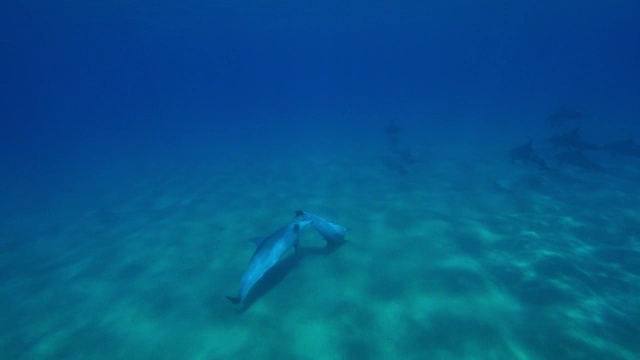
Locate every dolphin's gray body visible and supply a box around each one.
[550,127,602,151]
[509,140,551,170]
[295,211,348,244]
[227,219,311,304]
[604,138,640,158]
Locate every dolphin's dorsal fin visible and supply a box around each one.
[249,237,265,245]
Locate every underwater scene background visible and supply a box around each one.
[1,1,639,359]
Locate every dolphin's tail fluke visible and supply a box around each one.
[226,295,241,304]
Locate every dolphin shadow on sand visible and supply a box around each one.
[233,249,303,313]
[232,242,345,313]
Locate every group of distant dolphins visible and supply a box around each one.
[226,211,348,306]
[510,107,640,173]
[379,107,640,177]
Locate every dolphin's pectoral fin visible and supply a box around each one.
[226,295,241,304]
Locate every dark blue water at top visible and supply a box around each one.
[3,1,639,159]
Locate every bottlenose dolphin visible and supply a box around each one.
[556,150,605,172]
[603,138,640,158]
[385,124,403,152]
[226,219,311,304]
[509,140,551,170]
[383,123,423,167]
[380,156,409,176]
[385,123,403,136]
[546,107,589,126]
[295,210,348,244]
[550,127,602,151]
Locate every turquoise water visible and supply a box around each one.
[2,128,639,359]
[2,1,640,359]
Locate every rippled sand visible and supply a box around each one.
[1,142,639,359]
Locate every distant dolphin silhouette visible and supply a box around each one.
[385,123,403,136]
[546,107,590,126]
[385,124,403,153]
[603,138,640,158]
[509,140,551,170]
[226,219,311,305]
[556,150,605,172]
[550,127,602,151]
[295,211,349,245]
[380,156,409,176]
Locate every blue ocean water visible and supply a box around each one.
[1,1,640,359]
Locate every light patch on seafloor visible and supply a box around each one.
[289,317,339,359]
[196,325,253,359]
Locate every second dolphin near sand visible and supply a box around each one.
[295,210,349,244]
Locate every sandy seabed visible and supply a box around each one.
[1,140,639,360]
